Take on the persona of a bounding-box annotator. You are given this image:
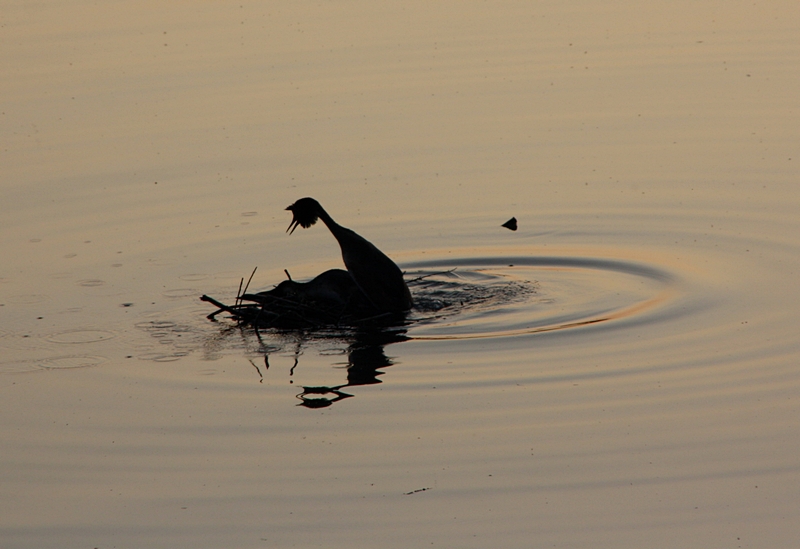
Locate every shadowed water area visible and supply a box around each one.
[2,2,800,548]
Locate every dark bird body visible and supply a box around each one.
[242,269,372,312]
[286,198,413,313]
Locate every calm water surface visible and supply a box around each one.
[2,2,799,548]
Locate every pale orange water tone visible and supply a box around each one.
[2,2,799,548]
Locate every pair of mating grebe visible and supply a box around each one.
[242,198,413,318]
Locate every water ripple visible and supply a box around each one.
[404,255,681,340]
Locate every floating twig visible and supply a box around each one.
[200,294,238,319]
[242,266,257,297]
[234,277,244,309]
[406,268,457,285]
[403,487,432,495]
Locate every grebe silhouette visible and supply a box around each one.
[286,198,413,313]
[241,269,373,316]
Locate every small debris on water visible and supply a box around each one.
[502,217,518,231]
[404,487,432,495]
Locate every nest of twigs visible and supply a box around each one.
[200,268,407,330]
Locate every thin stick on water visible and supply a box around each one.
[242,266,258,296]
[234,277,244,308]
[200,294,238,318]
[405,268,458,284]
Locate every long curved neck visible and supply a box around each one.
[315,205,349,240]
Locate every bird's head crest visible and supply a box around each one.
[286,197,321,234]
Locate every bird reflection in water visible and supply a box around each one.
[291,329,408,408]
[237,326,407,408]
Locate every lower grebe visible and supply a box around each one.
[241,269,372,313]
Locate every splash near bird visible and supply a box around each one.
[286,198,413,313]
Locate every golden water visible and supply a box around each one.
[2,2,799,547]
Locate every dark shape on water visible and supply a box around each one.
[238,268,383,327]
[502,217,518,231]
[294,328,407,408]
[201,197,412,329]
[242,269,370,312]
[286,197,413,313]
[201,268,405,330]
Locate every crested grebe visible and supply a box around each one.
[241,269,372,313]
[285,198,413,313]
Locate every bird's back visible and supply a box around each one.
[333,226,413,313]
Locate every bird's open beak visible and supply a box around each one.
[286,206,300,234]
